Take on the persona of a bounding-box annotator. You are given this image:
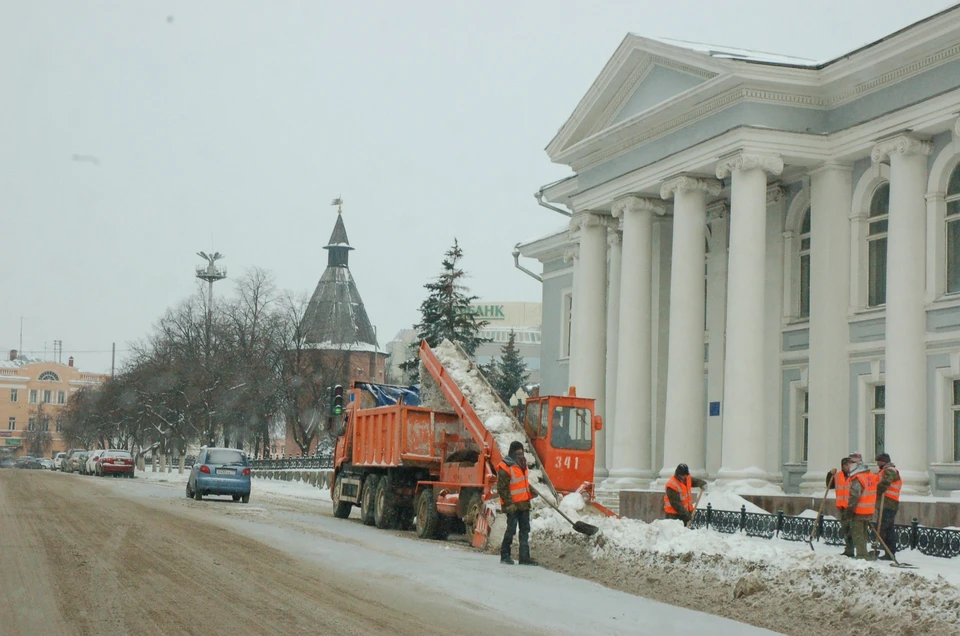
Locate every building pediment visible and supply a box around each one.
[546,36,724,161]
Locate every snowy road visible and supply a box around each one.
[0,469,780,635]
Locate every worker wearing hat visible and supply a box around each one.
[497,441,537,565]
[826,457,854,557]
[663,463,707,526]
[875,453,902,561]
[845,452,877,559]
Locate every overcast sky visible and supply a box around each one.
[3,0,955,373]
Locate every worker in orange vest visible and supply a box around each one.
[826,457,854,557]
[874,453,902,561]
[663,463,706,526]
[845,454,877,560]
[497,441,537,566]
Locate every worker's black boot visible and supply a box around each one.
[500,556,515,565]
[518,546,538,566]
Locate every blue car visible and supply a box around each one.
[186,447,252,503]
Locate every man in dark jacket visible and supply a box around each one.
[875,453,901,561]
[497,441,537,565]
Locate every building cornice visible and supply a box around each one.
[548,10,960,171]
[562,88,960,211]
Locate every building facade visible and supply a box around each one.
[472,301,542,385]
[0,351,108,457]
[518,8,960,496]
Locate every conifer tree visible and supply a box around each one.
[402,240,488,382]
[489,330,530,404]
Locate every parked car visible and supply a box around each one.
[0,456,13,469]
[64,450,86,473]
[84,450,105,475]
[15,456,42,469]
[186,447,251,503]
[77,451,94,475]
[97,450,135,478]
[39,458,55,470]
[53,452,67,471]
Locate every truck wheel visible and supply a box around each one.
[332,474,352,519]
[374,475,397,529]
[360,474,379,526]
[416,488,439,539]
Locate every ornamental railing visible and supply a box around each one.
[690,504,960,559]
[250,456,333,470]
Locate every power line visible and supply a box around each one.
[12,349,131,354]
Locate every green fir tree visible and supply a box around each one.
[402,240,488,382]
[489,330,530,404]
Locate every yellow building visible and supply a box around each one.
[0,350,108,458]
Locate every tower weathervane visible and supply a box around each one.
[331,197,343,214]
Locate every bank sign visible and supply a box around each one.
[469,304,506,320]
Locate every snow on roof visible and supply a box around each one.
[304,341,382,353]
[517,224,570,248]
[650,36,822,67]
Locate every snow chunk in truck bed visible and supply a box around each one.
[421,339,556,504]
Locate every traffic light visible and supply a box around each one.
[326,386,334,417]
[333,385,344,416]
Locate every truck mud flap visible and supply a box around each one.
[340,476,362,504]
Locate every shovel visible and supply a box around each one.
[807,479,832,551]
[531,487,600,536]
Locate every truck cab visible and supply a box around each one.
[520,390,602,494]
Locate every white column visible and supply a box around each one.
[599,224,622,480]
[800,163,853,492]
[716,152,783,484]
[564,245,581,390]
[659,176,722,480]
[873,135,932,494]
[606,196,664,488]
[705,205,729,475]
[571,212,607,414]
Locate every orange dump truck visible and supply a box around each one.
[331,340,615,546]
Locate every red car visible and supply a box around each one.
[97,450,135,478]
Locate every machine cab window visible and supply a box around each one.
[523,401,540,438]
[550,406,592,451]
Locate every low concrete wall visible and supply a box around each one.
[620,490,960,528]
[252,468,334,490]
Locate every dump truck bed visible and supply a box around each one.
[348,402,467,470]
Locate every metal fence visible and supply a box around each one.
[690,504,960,559]
[250,456,333,470]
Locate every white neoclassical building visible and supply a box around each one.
[518,7,960,496]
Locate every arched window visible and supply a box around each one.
[946,165,960,293]
[38,371,60,382]
[798,207,811,318]
[867,183,889,307]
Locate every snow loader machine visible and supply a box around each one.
[330,339,617,548]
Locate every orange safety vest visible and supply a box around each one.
[852,472,876,516]
[878,465,902,502]
[663,475,693,514]
[497,461,532,505]
[835,471,850,510]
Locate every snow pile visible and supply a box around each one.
[424,339,555,504]
[531,496,960,631]
[699,486,768,514]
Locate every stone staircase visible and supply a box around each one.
[594,488,621,515]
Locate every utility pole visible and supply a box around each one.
[195,251,227,442]
[111,342,116,377]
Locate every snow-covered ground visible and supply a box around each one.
[133,465,960,633]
